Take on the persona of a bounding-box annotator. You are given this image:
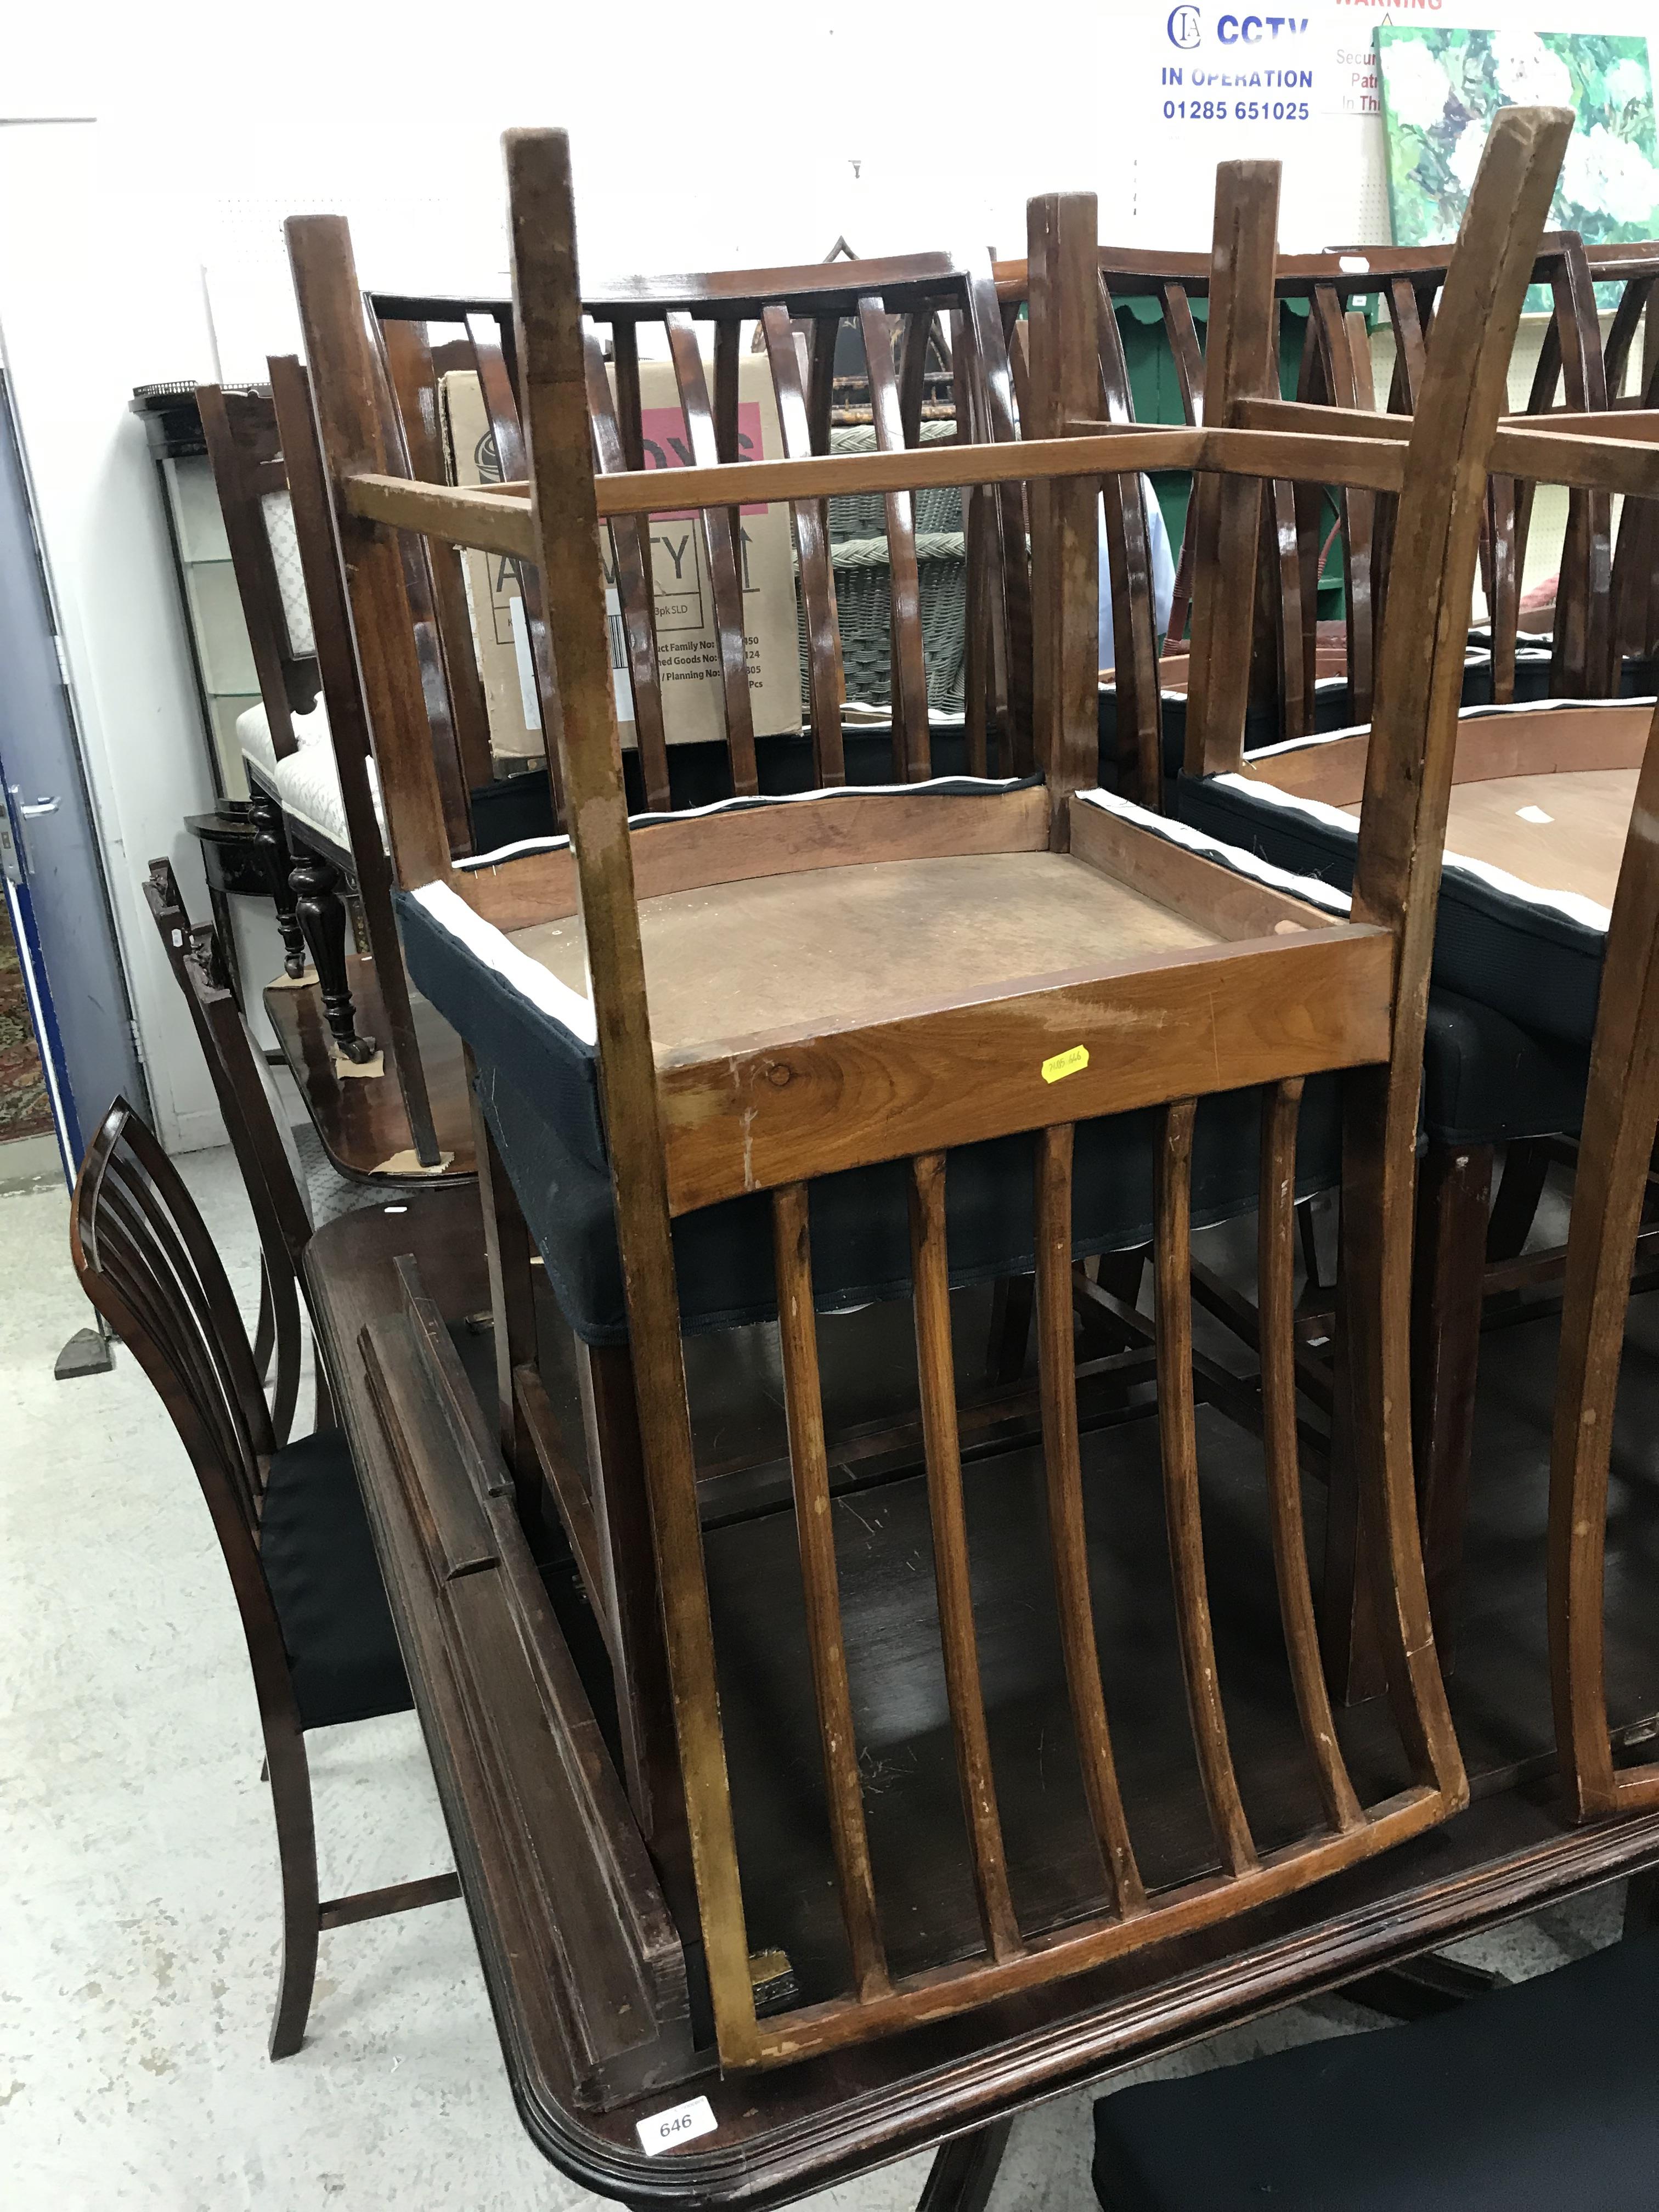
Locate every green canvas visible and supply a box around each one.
[1375,28,1659,251]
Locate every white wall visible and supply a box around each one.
[0,121,226,1153]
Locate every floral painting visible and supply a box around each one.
[1376,29,1659,251]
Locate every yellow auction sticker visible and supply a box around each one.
[1041,1045,1090,1084]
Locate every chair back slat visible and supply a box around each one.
[907,1149,1025,1962]
[1610,318,1659,664]
[663,309,761,792]
[72,1104,275,1545]
[1257,1077,1365,1835]
[760,306,845,780]
[379,317,497,796]
[103,1156,263,1486]
[1154,1096,1259,1876]
[1549,693,1659,1821]
[769,1181,889,1997]
[966,273,1032,768]
[584,321,674,809]
[456,304,569,815]
[1095,276,1164,803]
[1027,192,1103,832]
[1034,1122,1146,1916]
[1604,266,1659,667]
[195,384,319,763]
[1310,286,1377,725]
[858,296,933,780]
[1184,165,1281,780]
[290,225,456,890]
[367,321,479,855]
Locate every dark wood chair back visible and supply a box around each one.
[195,385,320,766]
[71,1098,281,1559]
[1550,684,1659,1822]
[1584,242,1659,685]
[360,256,1022,819]
[287,111,1570,2067]
[992,234,1611,780]
[143,857,309,1442]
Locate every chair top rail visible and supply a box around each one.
[369,255,963,333]
[992,240,1578,304]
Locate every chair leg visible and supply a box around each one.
[247,785,309,979]
[1486,1136,1551,1263]
[578,1339,696,1927]
[984,1273,1034,1385]
[291,851,376,1063]
[1626,1866,1659,1937]
[1410,1140,1494,1672]
[915,2120,1013,2212]
[263,1722,320,2061]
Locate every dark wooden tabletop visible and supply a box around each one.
[307,1189,1659,2209]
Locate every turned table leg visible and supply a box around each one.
[247,785,308,979]
[291,851,375,1062]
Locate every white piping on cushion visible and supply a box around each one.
[454,771,1031,873]
[1242,691,1657,767]
[1210,769,1614,936]
[1075,787,1352,918]
[409,879,598,1046]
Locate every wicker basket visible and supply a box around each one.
[794,420,967,718]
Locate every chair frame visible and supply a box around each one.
[196,375,382,1073]
[1550,689,1659,1821]
[284,111,1575,2069]
[69,1101,460,2058]
[363,255,1022,819]
[192,384,312,981]
[144,856,309,1443]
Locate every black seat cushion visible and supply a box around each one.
[467,719,987,854]
[1102,674,1360,797]
[1423,988,1590,1145]
[259,1429,411,1731]
[1177,740,1615,1052]
[478,1059,1345,1345]
[1093,1932,1659,2211]
[1102,652,1496,802]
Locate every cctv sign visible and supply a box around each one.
[1154,3,1319,126]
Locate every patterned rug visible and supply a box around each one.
[0,894,52,1139]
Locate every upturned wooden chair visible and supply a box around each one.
[140,856,424,1413]
[992,236,1611,806]
[193,383,313,981]
[285,109,1568,2068]
[1550,681,1659,1825]
[69,1101,460,2058]
[1094,639,1659,2192]
[1180,383,1659,1677]
[197,373,386,1074]
[143,855,308,1444]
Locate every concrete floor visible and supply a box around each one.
[0,1142,1629,2209]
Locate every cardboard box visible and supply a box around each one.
[439,371,544,759]
[610,353,800,747]
[441,356,801,758]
